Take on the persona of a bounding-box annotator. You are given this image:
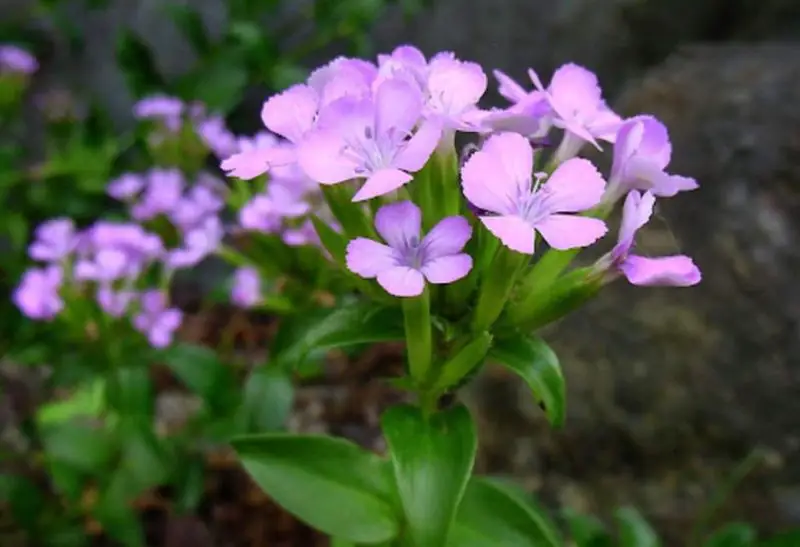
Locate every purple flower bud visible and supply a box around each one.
[133,290,182,348]
[13,265,63,320]
[231,267,261,308]
[107,173,145,200]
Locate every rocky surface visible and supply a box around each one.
[466,44,800,544]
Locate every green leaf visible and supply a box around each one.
[381,404,477,547]
[164,4,212,55]
[615,506,660,547]
[563,509,613,547]
[238,366,294,432]
[704,523,757,547]
[36,378,105,425]
[311,215,347,265]
[40,420,115,474]
[448,477,561,547]
[176,52,247,113]
[489,334,566,427]
[105,366,153,418]
[233,433,400,543]
[271,301,404,370]
[0,475,44,531]
[162,343,238,412]
[173,456,206,514]
[95,468,146,547]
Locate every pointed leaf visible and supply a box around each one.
[448,477,562,547]
[381,404,477,547]
[615,506,660,547]
[271,301,404,369]
[489,334,566,427]
[563,509,613,547]
[161,343,238,412]
[233,433,400,543]
[238,366,294,432]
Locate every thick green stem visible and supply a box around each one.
[321,184,376,239]
[471,244,528,333]
[403,289,433,385]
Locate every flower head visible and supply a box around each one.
[13,265,63,320]
[196,114,237,159]
[461,132,607,254]
[0,45,37,74]
[606,115,698,202]
[29,218,76,262]
[133,290,182,348]
[131,169,185,221]
[133,95,184,130]
[299,79,441,201]
[74,222,162,282]
[96,286,135,318]
[231,267,261,308]
[607,191,701,286]
[346,201,473,297]
[165,217,223,270]
[108,173,146,200]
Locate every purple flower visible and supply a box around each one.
[196,114,238,159]
[13,265,63,320]
[107,173,146,200]
[169,183,224,232]
[282,219,320,247]
[239,183,311,233]
[307,56,376,105]
[165,217,223,270]
[131,169,185,221]
[0,45,37,74]
[461,132,607,254]
[423,56,487,137]
[29,218,76,262]
[133,95,184,130]
[607,191,701,286]
[606,115,699,203]
[96,286,135,317]
[298,79,441,201]
[231,267,261,308]
[74,222,162,282]
[236,132,278,154]
[346,201,473,297]
[528,63,621,154]
[133,290,182,348]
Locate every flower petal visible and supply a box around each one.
[261,84,319,142]
[546,63,602,119]
[353,168,413,202]
[422,254,473,284]
[220,146,296,180]
[620,255,701,287]
[494,69,528,103]
[377,266,425,297]
[535,214,607,250]
[375,78,423,138]
[428,59,487,116]
[481,214,535,254]
[297,130,359,184]
[346,237,398,278]
[374,201,421,248]
[393,120,441,172]
[461,132,531,215]
[618,190,655,245]
[541,157,606,213]
[421,216,472,257]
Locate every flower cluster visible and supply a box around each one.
[220,45,701,298]
[13,167,231,348]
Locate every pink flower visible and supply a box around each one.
[346,201,473,297]
[298,79,441,201]
[608,191,701,286]
[461,132,607,254]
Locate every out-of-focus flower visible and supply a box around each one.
[0,45,37,74]
[231,267,261,308]
[28,218,76,262]
[108,173,146,201]
[13,265,63,320]
[133,290,182,348]
[461,132,607,254]
[346,201,473,297]
[131,169,185,221]
[165,217,223,270]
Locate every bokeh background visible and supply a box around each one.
[1,0,799,545]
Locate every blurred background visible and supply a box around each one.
[1,0,799,546]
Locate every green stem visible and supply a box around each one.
[471,244,528,333]
[402,289,433,385]
[321,184,376,239]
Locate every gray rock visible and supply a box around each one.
[467,44,800,544]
